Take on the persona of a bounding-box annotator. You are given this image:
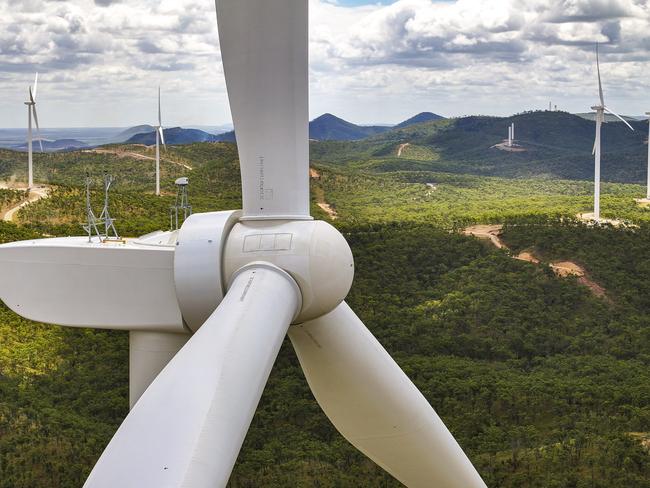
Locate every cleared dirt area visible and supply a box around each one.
[492,142,527,152]
[317,202,338,219]
[630,432,650,451]
[85,148,193,170]
[635,198,650,208]
[463,224,505,249]
[576,212,625,227]
[463,224,609,300]
[515,251,540,264]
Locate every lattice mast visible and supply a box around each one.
[83,174,101,242]
[98,174,119,239]
[170,177,192,230]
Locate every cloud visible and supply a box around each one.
[0,0,648,127]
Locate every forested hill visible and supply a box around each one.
[311,111,650,184]
[0,137,649,486]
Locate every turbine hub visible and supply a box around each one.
[174,212,354,329]
[223,219,354,323]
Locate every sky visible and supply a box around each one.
[0,0,649,128]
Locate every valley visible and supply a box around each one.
[0,113,649,487]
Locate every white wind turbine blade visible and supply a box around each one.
[84,264,301,488]
[158,86,162,126]
[216,0,310,220]
[32,72,39,101]
[592,111,600,155]
[604,106,635,131]
[289,302,487,488]
[593,113,601,156]
[31,103,44,152]
[158,126,166,148]
[158,87,166,148]
[0,236,183,331]
[596,44,604,107]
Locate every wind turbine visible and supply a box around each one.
[155,86,166,196]
[590,44,634,222]
[24,73,44,189]
[0,1,487,487]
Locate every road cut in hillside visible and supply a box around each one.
[85,148,193,170]
[1,185,51,223]
[463,224,609,300]
[309,168,337,219]
[397,143,410,157]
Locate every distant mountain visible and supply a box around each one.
[308,113,391,141]
[394,112,445,129]
[126,127,218,145]
[215,130,236,143]
[215,113,392,143]
[11,139,89,152]
[216,112,447,143]
[108,125,155,144]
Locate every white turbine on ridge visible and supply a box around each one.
[590,44,634,222]
[155,86,166,196]
[25,73,44,189]
[0,2,487,487]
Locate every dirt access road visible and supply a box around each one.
[1,184,51,222]
[397,143,410,157]
[463,224,608,299]
[85,148,193,171]
[310,168,338,219]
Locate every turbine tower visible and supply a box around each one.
[154,86,166,196]
[0,1,487,487]
[511,122,515,143]
[24,73,43,189]
[590,44,634,222]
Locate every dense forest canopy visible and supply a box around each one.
[0,136,648,487]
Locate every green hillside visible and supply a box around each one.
[312,111,649,184]
[0,142,649,487]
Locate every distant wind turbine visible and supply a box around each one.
[155,86,166,196]
[590,45,634,222]
[511,123,515,143]
[24,73,43,189]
